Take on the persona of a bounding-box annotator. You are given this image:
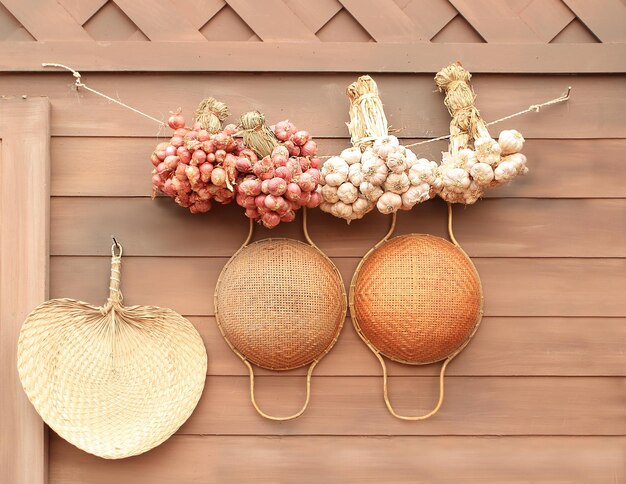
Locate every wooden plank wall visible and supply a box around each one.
[0,0,625,482]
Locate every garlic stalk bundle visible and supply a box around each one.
[320,75,437,222]
[434,62,528,205]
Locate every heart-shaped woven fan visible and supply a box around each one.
[17,242,207,459]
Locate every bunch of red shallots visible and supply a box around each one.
[150,98,257,214]
[235,112,321,229]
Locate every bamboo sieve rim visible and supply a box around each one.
[348,214,484,367]
[213,226,348,372]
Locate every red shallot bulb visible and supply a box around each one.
[199,162,214,182]
[292,130,310,147]
[275,166,293,182]
[236,157,252,173]
[268,177,287,196]
[298,173,316,192]
[167,110,185,130]
[280,210,296,223]
[191,150,206,165]
[210,167,227,187]
[300,140,317,157]
[245,207,259,219]
[307,191,321,208]
[261,211,280,229]
[285,183,302,201]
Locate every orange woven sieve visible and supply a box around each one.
[349,205,483,420]
[352,234,482,365]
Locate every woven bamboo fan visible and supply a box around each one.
[214,209,347,420]
[349,205,483,420]
[17,240,207,458]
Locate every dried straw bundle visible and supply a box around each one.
[239,110,280,157]
[193,96,230,133]
[346,75,389,149]
[17,241,207,459]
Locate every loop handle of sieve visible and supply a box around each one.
[241,357,319,421]
[376,349,458,421]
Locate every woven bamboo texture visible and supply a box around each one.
[215,237,346,371]
[17,243,207,459]
[351,232,483,365]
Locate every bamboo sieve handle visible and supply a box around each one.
[376,351,455,421]
[243,358,318,421]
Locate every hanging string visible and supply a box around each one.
[42,63,167,127]
[42,62,571,156]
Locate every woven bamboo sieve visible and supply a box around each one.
[214,208,347,420]
[349,204,483,420]
[17,240,207,459]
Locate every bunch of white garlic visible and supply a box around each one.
[362,135,438,214]
[319,147,375,223]
[319,136,438,221]
[437,129,528,205]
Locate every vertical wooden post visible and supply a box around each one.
[0,97,50,484]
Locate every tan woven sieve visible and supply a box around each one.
[349,204,483,420]
[214,208,347,420]
[17,241,207,459]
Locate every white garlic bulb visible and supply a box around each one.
[322,156,349,186]
[321,184,339,203]
[337,182,359,204]
[360,181,384,203]
[404,147,418,168]
[494,161,517,183]
[352,196,373,217]
[474,137,501,166]
[361,154,388,186]
[501,152,527,175]
[383,172,410,194]
[498,130,525,155]
[340,146,362,165]
[319,201,333,213]
[469,162,494,186]
[457,148,477,170]
[348,163,364,186]
[376,191,402,214]
[401,184,430,209]
[385,151,407,174]
[330,201,353,220]
[408,159,438,185]
[372,135,400,159]
[443,167,471,193]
